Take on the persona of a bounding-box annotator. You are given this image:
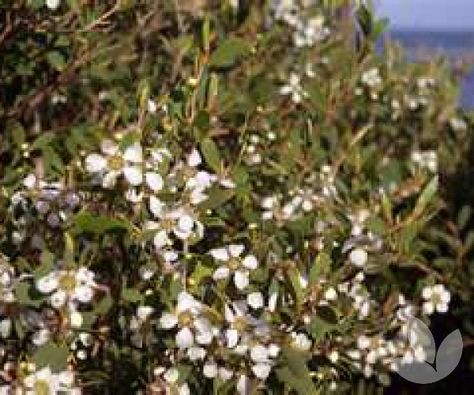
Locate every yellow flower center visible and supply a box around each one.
[107,155,124,171]
[34,380,51,395]
[161,218,175,232]
[59,273,76,292]
[233,317,248,332]
[177,311,193,327]
[182,166,196,179]
[228,258,241,271]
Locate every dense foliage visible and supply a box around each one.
[1,1,473,394]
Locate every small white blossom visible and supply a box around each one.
[85,139,143,188]
[160,291,214,351]
[280,73,307,104]
[36,266,96,313]
[46,0,61,10]
[361,68,382,88]
[421,284,450,315]
[209,245,258,290]
[349,248,368,267]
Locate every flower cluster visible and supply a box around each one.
[272,0,330,47]
[0,1,466,393]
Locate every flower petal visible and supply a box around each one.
[101,139,118,156]
[102,171,120,188]
[85,154,107,173]
[225,328,239,348]
[209,247,229,261]
[252,363,271,380]
[50,290,67,308]
[145,172,163,192]
[123,142,143,163]
[160,313,178,329]
[176,327,194,349]
[153,230,169,249]
[247,292,264,309]
[74,285,94,303]
[236,375,250,395]
[229,244,244,258]
[123,166,143,186]
[234,270,249,290]
[187,149,202,167]
[242,255,258,270]
[213,266,230,281]
[36,274,58,294]
[149,196,164,218]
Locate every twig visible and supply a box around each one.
[331,122,373,177]
[173,0,185,33]
[80,2,120,32]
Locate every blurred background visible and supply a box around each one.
[376,0,474,108]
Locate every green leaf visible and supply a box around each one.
[34,251,55,278]
[72,212,130,235]
[307,307,338,341]
[32,343,69,371]
[190,262,213,289]
[309,252,331,284]
[122,287,143,303]
[288,266,304,307]
[276,347,317,395]
[63,233,75,267]
[198,188,235,211]
[209,38,251,68]
[95,294,113,315]
[46,51,67,72]
[412,176,438,218]
[200,138,221,172]
[14,282,43,307]
[457,205,471,230]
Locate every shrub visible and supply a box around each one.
[0,1,472,393]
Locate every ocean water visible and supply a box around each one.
[381,30,474,109]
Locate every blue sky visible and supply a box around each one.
[375,0,474,31]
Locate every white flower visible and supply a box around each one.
[137,306,154,322]
[146,204,204,250]
[0,262,15,303]
[421,284,451,314]
[160,291,213,351]
[349,248,368,267]
[85,139,143,188]
[357,335,371,350]
[223,300,268,349]
[147,99,157,113]
[361,68,382,88]
[203,362,218,378]
[411,150,438,173]
[280,73,307,104]
[328,350,339,363]
[145,171,164,192]
[32,328,51,346]
[23,366,77,394]
[290,332,312,351]
[236,375,250,395]
[249,343,279,380]
[209,245,258,290]
[46,0,61,10]
[23,173,37,189]
[324,287,338,301]
[70,312,83,328]
[293,15,330,47]
[0,319,11,338]
[247,292,264,309]
[36,267,96,312]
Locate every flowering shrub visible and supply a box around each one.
[0,1,473,393]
